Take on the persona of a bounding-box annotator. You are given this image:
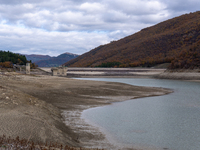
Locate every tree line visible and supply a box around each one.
[0,50,37,68]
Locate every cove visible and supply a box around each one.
[80,78,200,150]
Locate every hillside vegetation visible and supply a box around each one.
[64,11,200,69]
[0,50,27,68]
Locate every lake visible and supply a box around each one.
[80,78,200,150]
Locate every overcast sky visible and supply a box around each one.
[0,0,199,56]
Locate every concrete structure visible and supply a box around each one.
[58,68,62,75]
[51,67,67,76]
[51,68,58,76]
[13,64,24,72]
[62,67,67,76]
[26,63,30,74]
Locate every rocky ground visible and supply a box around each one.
[0,69,172,149]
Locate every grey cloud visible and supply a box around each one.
[1,0,159,31]
[162,0,200,17]
[0,0,43,5]
[0,0,25,5]
[0,23,111,56]
[105,0,167,15]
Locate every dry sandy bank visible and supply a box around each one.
[0,71,172,149]
[39,67,200,81]
[155,69,200,80]
[39,67,165,78]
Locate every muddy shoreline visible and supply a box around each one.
[0,71,172,149]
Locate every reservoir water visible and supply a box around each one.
[80,78,200,150]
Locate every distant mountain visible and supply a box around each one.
[33,52,79,67]
[64,11,200,69]
[25,54,51,63]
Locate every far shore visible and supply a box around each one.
[39,67,200,80]
[39,67,166,78]
[0,69,173,149]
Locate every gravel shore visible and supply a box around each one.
[0,71,172,149]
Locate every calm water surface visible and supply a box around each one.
[80,78,200,150]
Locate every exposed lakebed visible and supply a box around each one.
[80,78,200,150]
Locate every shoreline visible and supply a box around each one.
[0,70,181,149]
[39,67,166,78]
[39,67,200,80]
[81,106,170,150]
[154,69,200,80]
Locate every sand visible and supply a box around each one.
[0,71,172,149]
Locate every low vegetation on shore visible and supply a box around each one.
[0,50,37,69]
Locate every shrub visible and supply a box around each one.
[0,61,13,68]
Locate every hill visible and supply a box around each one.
[25,54,51,63]
[64,11,200,69]
[0,50,27,67]
[34,52,79,67]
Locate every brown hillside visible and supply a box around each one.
[64,11,200,68]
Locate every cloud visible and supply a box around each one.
[79,2,105,13]
[0,20,110,56]
[0,0,199,56]
[107,0,167,16]
[160,0,200,17]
